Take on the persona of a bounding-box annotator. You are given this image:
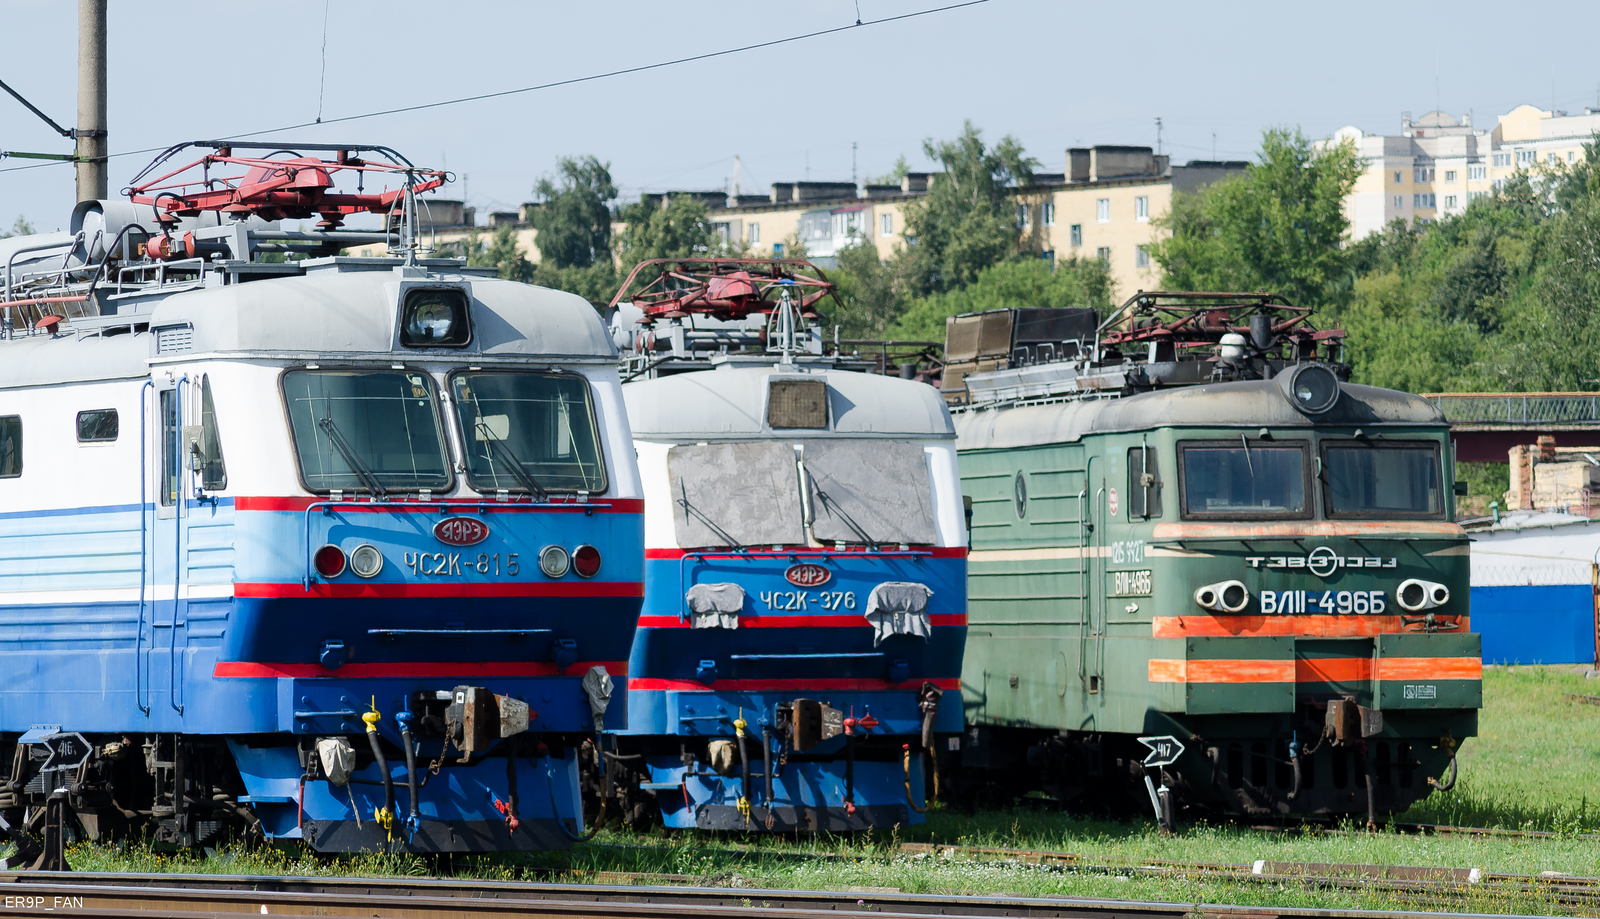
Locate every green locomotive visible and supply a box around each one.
[945,293,1478,826]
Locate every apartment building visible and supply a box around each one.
[1338,105,1600,239]
[401,146,1246,300]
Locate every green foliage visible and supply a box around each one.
[901,121,1038,294]
[530,155,617,269]
[614,194,724,267]
[1335,143,1600,393]
[441,227,535,284]
[884,256,1114,343]
[867,155,910,187]
[1151,127,1364,311]
[826,241,911,338]
[0,216,35,238]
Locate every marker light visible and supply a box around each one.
[349,544,384,578]
[313,544,347,578]
[539,545,571,578]
[1397,578,1450,611]
[572,544,602,578]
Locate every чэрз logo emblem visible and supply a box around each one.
[433,516,490,547]
[785,563,831,587]
[1307,545,1340,578]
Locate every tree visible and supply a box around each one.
[828,240,911,338]
[883,256,1114,343]
[1151,127,1364,311]
[900,121,1038,294]
[0,216,35,239]
[867,156,910,187]
[530,155,617,269]
[613,194,723,266]
[452,226,534,283]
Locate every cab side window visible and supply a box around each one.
[197,376,227,490]
[0,416,19,477]
[1127,446,1161,518]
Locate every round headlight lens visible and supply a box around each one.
[539,545,571,578]
[572,544,602,578]
[313,544,346,578]
[1287,364,1340,414]
[349,544,383,578]
[405,299,455,342]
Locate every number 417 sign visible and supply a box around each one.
[1137,734,1186,768]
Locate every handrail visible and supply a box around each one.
[1422,393,1600,424]
[170,374,188,716]
[135,380,153,716]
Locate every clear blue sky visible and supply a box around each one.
[3,0,1598,230]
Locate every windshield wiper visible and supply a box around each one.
[318,416,387,496]
[677,479,744,549]
[476,421,548,501]
[810,481,881,549]
[1240,432,1255,477]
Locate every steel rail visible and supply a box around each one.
[0,872,1561,919]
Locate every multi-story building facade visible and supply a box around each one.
[1338,105,1600,240]
[393,147,1246,301]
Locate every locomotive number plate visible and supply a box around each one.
[404,551,521,577]
[1260,589,1386,614]
[1109,569,1153,596]
[761,590,857,611]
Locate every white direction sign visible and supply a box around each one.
[1137,734,1186,768]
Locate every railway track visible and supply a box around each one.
[0,870,1576,919]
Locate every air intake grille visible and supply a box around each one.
[156,326,193,353]
[767,379,828,429]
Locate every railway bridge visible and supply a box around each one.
[1424,392,1600,462]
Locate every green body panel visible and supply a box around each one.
[959,419,1479,740]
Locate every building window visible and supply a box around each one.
[1016,203,1030,229]
[1516,150,1536,166]
[1443,170,1457,183]
[1444,195,1458,209]
[1096,198,1110,223]
[1569,151,1576,163]
[879,213,892,237]
[1069,224,1082,247]
[1412,166,1434,183]
[1492,153,1511,168]
[713,222,731,243]
[1548,152,1561,165]
[1468,164,1486,181]
[1134,195,1149,222]
[748,222,760,244]
[1469,190,1489,201]
[1042,249,1055,267]
[1492,178,1506,192]
[773,242,784,256]
[1394,171,1403,184]
[1135,245,1150,269]
[1393,195,1404,209]
[1042,201,1055,226]
[1096,246,1110,265]
[1412,193,1436,208]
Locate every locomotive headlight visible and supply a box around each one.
[399,288,471,347]
[349,544,383,578]
[1397,578,1450,611]
[1195,579,1250,613]
[1280,364,1341,415]
[539,544,571,578]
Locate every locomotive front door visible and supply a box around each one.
[141,375,191,720]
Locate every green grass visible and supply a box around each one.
[42,666,1600,916]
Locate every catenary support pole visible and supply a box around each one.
[76,0,108,202]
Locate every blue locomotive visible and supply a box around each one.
[598,260,967,830]
[0,143,642,853]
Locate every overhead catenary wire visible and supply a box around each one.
[0,0,991,177]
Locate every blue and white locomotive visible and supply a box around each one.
[0,143,642,853]
[600,260,966,830]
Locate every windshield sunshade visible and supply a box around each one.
[804,441,937,545]
[283,371,451,494]
[1323,442,1442,517]
[1180,441,1308,518]
[451,372,606,494]
[668,442,806,548]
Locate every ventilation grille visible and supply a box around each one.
[767,379,828,429]
[156,326,193,354]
